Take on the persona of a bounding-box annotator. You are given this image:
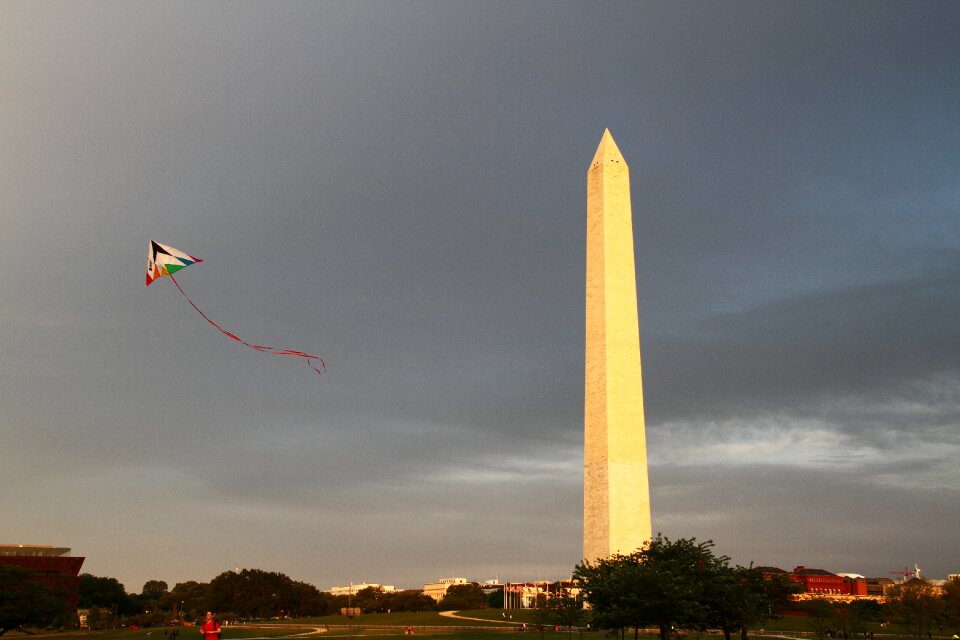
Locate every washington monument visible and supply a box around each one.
[584,129,652,563]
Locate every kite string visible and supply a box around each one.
[168,274,325,375]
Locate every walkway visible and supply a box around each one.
[438,611,523,626]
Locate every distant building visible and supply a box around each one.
[501,580,581,609]
[791,566,846,595]
[758,566,869,599]
[844,576,868,596]
[755,566,789,579]
[0,544,85,606]
[479,581,503,596]
[423,577,468,602]
[733,564,952,601]
[835,573,869,596]
[502,582,537,609]
[865,577,896,596]
[902,576,945,595]
[328,583,396,596]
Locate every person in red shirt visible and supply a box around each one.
[200,612,221,640]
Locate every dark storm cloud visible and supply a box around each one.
[644,258,960,421]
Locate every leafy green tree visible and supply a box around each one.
[78,574,135,616]
[849,599,885,625]
[0,565,70,635]
[127,580,170,622]
[208,569,297,619]
[534,586,587,638]
[439,583,486,610]
[941,577,960,629]
[705,565,800,640]
[800,599,834,640]
[574,554,631,633]
[353,586,386,613]
[575,535,729,640]
[831,601,871,640]
[486,588,504,609]
[285,581,324,617]
[122,609,169,628]
[888,581,944,640]
[84,606,104,630]
[703,565,754,640]
[159,581,210,621]
[326,593,350,615]
[531,594,554,640]
[558,598,588,636]
[756,570,800,616]
[383,590,437,613]
[142,581,169,597]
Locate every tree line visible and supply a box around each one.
[0,565,493,633]
[574,535,960,640]
[78,570,487,627]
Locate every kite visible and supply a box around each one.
[146,240,326,376]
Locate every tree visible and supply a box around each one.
[439,583,486,610]
[888,581,944,640]
[554,594,588,639]
[574,535,729,640]
[383,590,437,613]
[353,586,386,613]
[574,550,640,634]
[831,601,871,640]
[142,581,169,597]
[531,594,554,640]
[159,581,211,622]
[535,592,587,640]
[84,606,104,630]
[703,565,756,640]
[208,569,297,619]
[285,581,324,618]
[705,565,800,640]
[941,577,960,629]
[801,599,834,640]
[128,580,170,623]
[849,598,884,624]
[326,593,349,616]
[0,564,70,635]
[78,574,135,617]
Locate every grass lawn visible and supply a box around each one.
[11,627,591,640]
[8,610,934,640]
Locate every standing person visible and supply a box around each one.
[200,612,221,640]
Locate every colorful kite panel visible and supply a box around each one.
[146,240,203,286]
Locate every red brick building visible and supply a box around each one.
[789,566,866,597]
[0,544,85,606]
[839,574,868,596]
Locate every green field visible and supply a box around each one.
[7,610,938,640]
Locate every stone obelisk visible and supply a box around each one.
[584,129,652,562]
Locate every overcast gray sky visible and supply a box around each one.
[2,1,958,593]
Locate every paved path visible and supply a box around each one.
[438,611,522,626]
